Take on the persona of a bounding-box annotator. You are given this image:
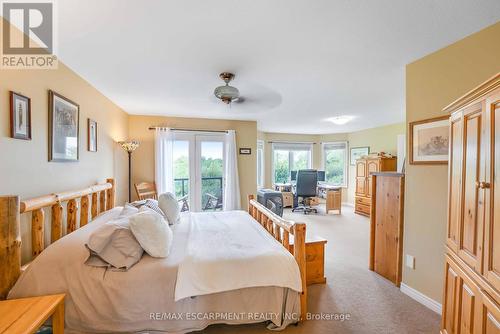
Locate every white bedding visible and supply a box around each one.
[8,208,301,333]
[175,210,302,301]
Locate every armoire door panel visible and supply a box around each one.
[366,160,379,198]
[479,290,500,334]
[457,270,480,334]
[459,110,484,271]
[448,114,463,252]
[356,177,366,196]
[485,97,500,293]
[356,161,367,196]
[443,257,459,334]
[356,161,366,177]
[459,284,475,334]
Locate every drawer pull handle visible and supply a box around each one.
[476,181,490,189]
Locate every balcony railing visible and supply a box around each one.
[174,177,223,211]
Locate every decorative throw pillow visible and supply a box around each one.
[85,218,144,271]
[129,199,166,219]
[129,209,173,258]
[158,192,180,224]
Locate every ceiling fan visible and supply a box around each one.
[212,72,282,109]
[214,72,242,104]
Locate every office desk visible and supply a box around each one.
[273,183,342,214]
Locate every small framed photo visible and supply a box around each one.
[409,115,450,165]
[10,92,31,140]
[350,146,369,165]
[88,119,97,152]
[48,90,80,162]
[239,148,251,155]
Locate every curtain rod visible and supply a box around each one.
[267,141,317,144]
[148,126,228,133]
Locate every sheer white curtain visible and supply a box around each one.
[223,130,241,210]
[155,128,174,194]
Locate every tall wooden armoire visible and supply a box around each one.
[441,73,500,334]
[355,156,397,217]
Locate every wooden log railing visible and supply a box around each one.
[0,178,115,300]
[247,195,307,322]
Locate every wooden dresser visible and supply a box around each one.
[354,156,397,217]
[369,172,404,286]
[441,73,500,334]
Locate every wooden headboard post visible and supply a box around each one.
[247,195,308,321]
[0,179,116,300]
[0,196,21,300]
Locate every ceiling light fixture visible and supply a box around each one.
[214,72,240,104]
[326,115,355,125]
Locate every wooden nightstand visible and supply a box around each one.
[290,236,327,285]
[0,294,65,333]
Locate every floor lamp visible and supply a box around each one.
[119,140,140,202]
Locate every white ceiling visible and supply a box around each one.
[57,0,500,134]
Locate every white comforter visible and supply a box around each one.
[175,210,303,301]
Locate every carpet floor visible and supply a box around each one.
[198,205,441,334]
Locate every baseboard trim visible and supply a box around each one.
[400,283,442,315]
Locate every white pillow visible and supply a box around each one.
[118,204,139,218]
[129,209,173,258]
[158,192,180,224]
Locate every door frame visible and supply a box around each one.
[173,131,226,212]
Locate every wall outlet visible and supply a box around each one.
[406,255,415,269]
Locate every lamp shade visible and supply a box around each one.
[118,140,140,153]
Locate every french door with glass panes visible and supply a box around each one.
[172,132,225,212]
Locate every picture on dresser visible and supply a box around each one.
[49,90,80,162]
[9,92,31,140]
[409,115,449,165]
[88,119,97,152]
[350,146,369,165]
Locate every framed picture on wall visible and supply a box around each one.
[409,115,449,165]
[9,92,31,140]
[88,119,97,152]
[350,146,369,165]
[48,90,80,162]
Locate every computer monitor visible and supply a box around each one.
[290,170,298,181]
[317,170,326,182]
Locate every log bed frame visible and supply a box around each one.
[0,182,307,323]
[0,179,116,300]
[248,195,307,320]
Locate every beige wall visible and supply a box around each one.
[259,124,404,204]
[404,22,500,303]
[0,62,129,263]
[345,123,405,203]
[129,115,257,209]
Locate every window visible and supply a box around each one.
[272,143,313,184]
[257,140,264,188]
[322,142,348,186]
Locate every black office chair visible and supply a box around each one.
[292,169,318,214]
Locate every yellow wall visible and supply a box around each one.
[129,115,257,209]
[345,123,405,203]
[0,63,129,263]
[404,22,500,303]
[259,124,405,204]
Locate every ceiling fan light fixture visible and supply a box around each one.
[214,72,240,104]
[326,115,355,125]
